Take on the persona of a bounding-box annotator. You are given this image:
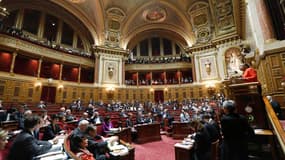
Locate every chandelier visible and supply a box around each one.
[0,0,9,20]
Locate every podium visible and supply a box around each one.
[227,82,268,129]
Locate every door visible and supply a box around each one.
[40,86,56,103]
[154,90,164,103]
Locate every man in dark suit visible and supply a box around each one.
[42,114,62,140]
[267,96,284,119]
[8,115,53,160]
[220,100,254,160]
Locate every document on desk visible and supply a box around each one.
[34,151,67,160]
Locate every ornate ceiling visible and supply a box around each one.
[3,0,244,50]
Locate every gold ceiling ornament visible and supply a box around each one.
[0,0,9,20]
[143,6,167,23]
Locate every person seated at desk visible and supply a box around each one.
[180,109,190,123]
[145,112,155,124]
[162,109,174,126]
[189,120,212,160]
[65,109,76,122]
[7,115,54,160]
[85,125,118,160]
[136,112,146,124]
[119,109,128,118]
[71,133,95,160]
[42,114,62,141]
[102,116,113,136]
[37,100,47,110]
[90,112,103,124]
[0,128,8,160]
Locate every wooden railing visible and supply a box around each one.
[263,96,285,154]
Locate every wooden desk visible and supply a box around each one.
[248,129,276,160]
[172,122,193,139]
[135,123,161,143]
[0,120,18,131]
[114,128,132,143]
[119,140,135,160]
[174,143,193,160]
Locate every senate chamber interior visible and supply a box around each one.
[0,0,285,160]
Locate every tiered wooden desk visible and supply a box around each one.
[172,122,193,139]
[174,141,193,160]
[135,123,161,143]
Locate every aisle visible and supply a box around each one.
[133,135,181,160]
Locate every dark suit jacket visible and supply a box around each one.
[221,113,254,160]
[42,123,62,140]
[193,127,211,160]
[271,100,284,119]
[8,130,52,160]
[126,118,134,127]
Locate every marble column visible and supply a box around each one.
[37,58,42,78]
[59,64,63,81]
[94,54,100,83]
[9,51,17,75]
[256,0,276,42]
[78,65,81,83]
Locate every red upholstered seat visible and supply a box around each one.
[96,124,103,136]
[63,133,81,160]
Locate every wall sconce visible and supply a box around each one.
[34,81,42,87]
[58,84,64,92]
[47,78,53,85]
[106,86,115,99]
[149,88,154,93]
[205,83,216,95]
[164,88,168,94]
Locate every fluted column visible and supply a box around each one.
[122,58,125,85]
[94,54,100,83]
[191,55,196,82]
[136,72,139,86]
[15,9,24,29]
[56,20,63,44]
[256,0,276,42]
[160,38,163,56]
[37,12,46,38]
[172,41,176,55]
[78,65,81,83]
[59,64,63,81]
[137,43,140,56]
[37,58,42,78]
[9,51,17,75]
[148,38,152,57]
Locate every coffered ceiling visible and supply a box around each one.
[2,0,244,49]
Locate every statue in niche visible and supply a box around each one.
[108,63,115,78]
[205,59,211,75]
[225,47,244,77]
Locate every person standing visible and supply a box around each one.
[267,96,284,119]
[239,63,257,82]
[220,100,254,160]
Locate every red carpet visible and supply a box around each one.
[133,135,181,160]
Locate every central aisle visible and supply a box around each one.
[133,135,181,160]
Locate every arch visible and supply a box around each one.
[126,29,187,53]
[4,0,97,45]
[121,1,194,48]
[47,0,101,44]
[122,23,194,49]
